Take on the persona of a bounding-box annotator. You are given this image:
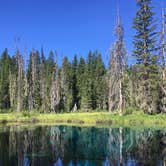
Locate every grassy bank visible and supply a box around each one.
[0,111,166,127]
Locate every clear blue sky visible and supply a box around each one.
[0,0,164,64]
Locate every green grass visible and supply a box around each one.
[0,110,165,128]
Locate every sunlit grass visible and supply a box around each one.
[0,110,165,128]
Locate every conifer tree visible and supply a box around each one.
[76,57,86,109]
[71,55,79,110]
[60,57,73,111]
[80,52,93,110]
[0,49,11,109]
[9,56,18,110]
[93,53,107,109]
[133,0,159,113]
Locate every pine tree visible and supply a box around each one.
[93,53,107,109]
[80,52,93,110]
[77,56,86,109]
[0,49,11,109]
[60,57,73,111]
[71,55,79,110]
[9,56,18,110]
[133,0,159,114]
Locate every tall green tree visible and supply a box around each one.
[95,54,107,109]
[133,0,159,114]
[76,56,86,109]
[60,57,73,111]
[79,52,106,110]
[9,55,18,110]
[80,52,94,110]
[71,55,79,110]
[0,49,11,109]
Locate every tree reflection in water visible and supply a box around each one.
[0,126,165,166]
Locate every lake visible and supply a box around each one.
[0,125,165,166]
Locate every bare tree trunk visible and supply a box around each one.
[28,50,38,110]
[119,79,122,116]
[50,64,60,112]
[108,9,127,113]
[17,51,24,112]
[160,9,166,113]
[41,50,46,112]
[9,73,17,109]
[161,9,166,80]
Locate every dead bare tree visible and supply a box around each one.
[50,55,60,112]
[40,47,46,112]
[16,50,24,112]
[161,9,166,80]
[108,9,127,115]
[159,8,166,113]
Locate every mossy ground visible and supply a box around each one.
[0,110,165,128]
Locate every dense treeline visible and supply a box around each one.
[0,0,166,114]
[0,49,107,112]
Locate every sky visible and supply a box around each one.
[0,0,165,64]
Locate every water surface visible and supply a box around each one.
[0,125,165,166]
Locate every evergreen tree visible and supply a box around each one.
[76,56,86,109]
[71,55,79,110]
[80,52,93,110]
[60,57,73,111]
[9,55,18,110]
[0,49,11,109]
[133,0,159,114]
[94,54,107,109]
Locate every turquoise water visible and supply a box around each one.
[0,126,165,166]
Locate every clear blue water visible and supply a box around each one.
[0,126,165,166]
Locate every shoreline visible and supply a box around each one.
[0,111,165,128]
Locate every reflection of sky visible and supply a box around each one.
[23,156,29,166]
[103,157,110,166]
[54,158,63,166]
[54,157,138,166]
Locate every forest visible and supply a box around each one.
[0,0,166,115]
